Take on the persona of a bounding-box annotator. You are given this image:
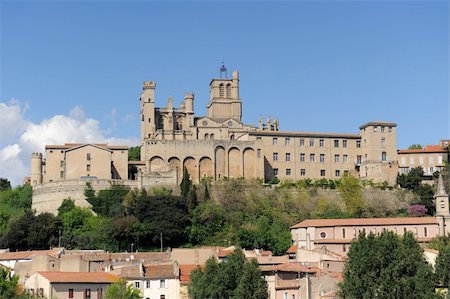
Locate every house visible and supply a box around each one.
[24,271,119,299]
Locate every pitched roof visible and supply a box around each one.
[144,264,177,279]
[290,217,437,229]
[37,272,119,283]
[179,264,202,284]
[0,249,63,261]
[286,245,298,254]
[250,131,360,139]
[398,144,446,154]
[359,121,397,129]
[260,263,318,274]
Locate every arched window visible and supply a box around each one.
[204,133,209,140]
[226,83,231,98]
[219,84,224,97]
[230,134,235,140]
[210,133,215,140]
[381,152,387,161]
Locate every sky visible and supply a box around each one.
[0,0,448,186]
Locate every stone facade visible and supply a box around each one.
[397,141,448,176]
[139,68,399,185]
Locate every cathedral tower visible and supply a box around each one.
[206,65,242,123]
[140,81,156,143]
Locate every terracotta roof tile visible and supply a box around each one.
[179,264,203,284]
[291,217,437,229]
[398,144,446,154]
[37,272,119,283]
[286,245,298,254]
[144,264,177,279]
[0,249,62,261]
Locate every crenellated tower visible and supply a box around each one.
[140,81,156,143]
[206,65,242,123]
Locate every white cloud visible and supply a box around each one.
[0,101,138,186]
[0,100,30,146]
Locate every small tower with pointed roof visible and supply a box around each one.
[435,173,450,236]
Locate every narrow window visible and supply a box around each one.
[342,228,346,238]
[320,154,325,163]
[356,140,361,148]
[285,138,290,146]
[424,227,427,237]
[68,289,74,299]
[300,153,305,162]
[257,149,261,158]
[286,168,291,176]
[319,139,324,147]
[335,154,339,163]
[273,138,278,145]
[219,83,224,97]
[309,139,314,147]
[60,160,64,167]
[300,139,305,146]
[320,169,325,177]
[343,140,347,148]
[310,154,315,162]
[343,154,348,163]
[300,169,306,176]
[86,153,91,161]
[335,170,341,177]
[60,171,64,179]
[226,83,231,98]
[286,153,291,162]
[381,152,387,162]
[273,153,278,161]
[334,140,339,147]
[273,168,279,176]
[87,164,91,171]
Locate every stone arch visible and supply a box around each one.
[219,83,225,97]
[228,147,241,178]
[149,156,165,172]
[210,133,215,140]
[226,83,231,98]
[183,157,197,183]
[215,146,226,180]
[199,157,213,179]
[243,148,256,178]
[204,133,209,140]
[168,157,182,184]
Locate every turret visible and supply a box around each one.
[435,174,449,216]
[140,81,156,143]
[31,153,43,186]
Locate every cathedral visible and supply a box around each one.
[138,66,398,185]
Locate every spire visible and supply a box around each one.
[435,173,448,197]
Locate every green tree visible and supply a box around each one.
[337,174,364,216]
[340,231,439,299]
[105,279,142,299]
[409,144,423,150]
[435,246,450,291]
[57,198,76,215]
[397,167,424,191]
[0,267,21,298]
[128,146,141,161]
[0,178,11,191]
[188,250,268,299]
[180,166,192,199]
[234,259,268,299]
[86,184,129,217]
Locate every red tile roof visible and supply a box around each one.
[0,249,62,261]
[144,264,177,279]
[179,264,202,284]
[398,144,447,154]
[37,272,119,283]
[286,245,298,254]
[291,217,437,229]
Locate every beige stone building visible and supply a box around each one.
[31,143,129,186]
[24,271,119,299]
[138,67,399,185]
[397,140,448,176]
[290,174,450,256]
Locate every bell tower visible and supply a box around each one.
[206,64,242,123]
[435,173,450,236]
[140,81,156,143]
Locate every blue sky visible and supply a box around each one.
[0,1,448,185]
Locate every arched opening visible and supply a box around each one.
[219,83,224,97]
[149,156,165,172]
[183,157,197,183]
[230,134,235,140]
[168,157,182,184]
[210,133,215,140]
[228,147,241,178]
[204,133,209,140]
[226,83,231,98]
[215,146,226,179]
[199,157,213,179]
[381,152,387,161]
[243,148,256,178]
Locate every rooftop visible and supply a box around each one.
[291,217,437,229]
[36,272,119,283]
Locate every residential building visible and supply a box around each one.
[397,141,448,176]
[24,271,119,299]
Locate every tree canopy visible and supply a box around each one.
[105,279,142,299]
[188,250,268,299]
[340,231,439,299]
